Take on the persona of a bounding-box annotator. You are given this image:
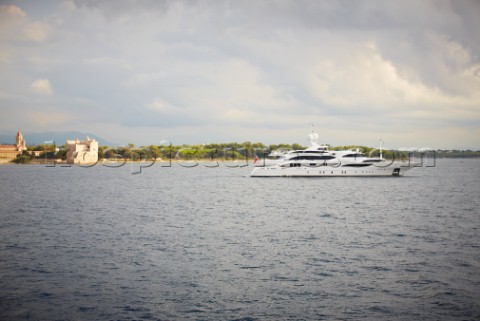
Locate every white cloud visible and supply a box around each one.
[0,4,27,18]
[147,98,180,113]
[0,4,51,43]
[0,5,27,43]
[307,40,480,125]
[31,79,54,95]
[22,21,51,43]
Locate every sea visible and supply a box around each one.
[0,159,479,321]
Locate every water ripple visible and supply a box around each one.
[0,161,479,320]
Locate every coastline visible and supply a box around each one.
[0,158,257,165]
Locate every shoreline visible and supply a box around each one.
[2,157,480,166]
[0,158,258,165]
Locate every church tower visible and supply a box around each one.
[16,131,26,151]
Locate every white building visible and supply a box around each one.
[66,137,98,164]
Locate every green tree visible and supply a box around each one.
[14,150,33,164]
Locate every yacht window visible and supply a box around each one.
[290,155,335,160]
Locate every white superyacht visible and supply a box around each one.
[251,130,415,177]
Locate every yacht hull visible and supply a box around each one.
[250,164,413,177]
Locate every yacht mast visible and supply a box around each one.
[380,139,384,160]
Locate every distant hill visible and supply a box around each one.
[0,131,117,147]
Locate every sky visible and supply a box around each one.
[0,0,479,149]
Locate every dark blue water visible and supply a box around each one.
[1,159,479,320]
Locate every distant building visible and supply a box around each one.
[66,137,98,164]
[0,131,27,161]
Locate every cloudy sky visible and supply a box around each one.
[1,0,479,149]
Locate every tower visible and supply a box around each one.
[16,131,26,151]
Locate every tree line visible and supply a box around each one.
[12,142,480,164]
